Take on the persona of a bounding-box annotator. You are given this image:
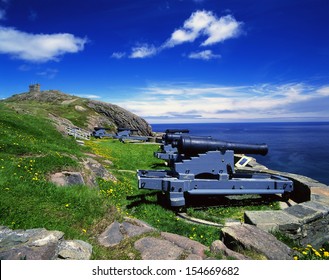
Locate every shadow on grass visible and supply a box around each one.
[126,191,282,213]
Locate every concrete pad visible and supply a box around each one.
[311,187,329,206]
[244,210,300,232]
[284,204,323,224]
[300,201,329,215]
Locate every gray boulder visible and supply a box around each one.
[0,227,92,260]
[98,218,155,248]
[134,237,184,260]
[221,224,293,260]
[210,240,249,260]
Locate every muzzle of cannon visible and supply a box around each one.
[155,129,190,161]
[162,132,185,145]
[162,129,189,144]
[165,129,190,134]
[176,135,268,156]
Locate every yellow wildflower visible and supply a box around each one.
[315,251,321,257]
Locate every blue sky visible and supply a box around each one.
[0,0,328,123]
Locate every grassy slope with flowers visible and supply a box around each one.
[1,102,328,260]
[0,103,110,239]
[0,102,220,258]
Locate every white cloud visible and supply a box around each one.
[77,94,101,99]
[111,52,126,59]
[188,50,221,60]
[37,68,58,79]
[202,15,241,46]
[115,83,329,123]
[0,26,88,62]
[129,44,157,58]
[122,10,242,59]
[164,11,242,48]
[316,86,329,96]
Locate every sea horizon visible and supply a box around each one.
[150,122,329,186]
[150,120,329,125]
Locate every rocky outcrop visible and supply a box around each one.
[245,198,329,248]
[86,100,152,136]
[96,218,292,260]
[98,218,155,247]
[135,237,186,260]
[221,223,294,260]
[0,226,92,260]
[210,240,250,260]
[5,90,152,136]
[49,157,116,188]
[7,90,76,103]
[81,157,117,186]
[50,171,85,186]
[1,217,299,260]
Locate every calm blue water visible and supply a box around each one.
[151,122,329,186]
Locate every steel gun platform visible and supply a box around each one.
[138,135,293,207]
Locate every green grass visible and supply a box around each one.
[0,102,284,259]
[0,103,110,247]
[85,139,165,171]
[0,103,84,156]
[4,97,96,128]
[186,196,281,224]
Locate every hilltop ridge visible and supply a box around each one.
[3,87,152,136]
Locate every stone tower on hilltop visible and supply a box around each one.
[29,83,40,93]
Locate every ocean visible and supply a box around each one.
[151,122,329,186]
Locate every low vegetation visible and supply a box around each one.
[3,102,327,259]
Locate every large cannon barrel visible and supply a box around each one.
[163,133,212,145]
[162,129,190,144]
[176,135,268,156]
[165,129,189,134]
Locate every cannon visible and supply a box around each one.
[92,127,148,142]
[92,127,116,139]
[116,128,149,142]
[177,136,268,156]
[138,135,293,207]
[155,130,213,164]
[154,129,190,161]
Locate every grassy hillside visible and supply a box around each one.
[0,103,282,259]
[0,104,214,258]
[4,90,152,135]
[0,103,106,236]
[5,91,95,128]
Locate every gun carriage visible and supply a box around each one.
[92,127,116,139]
[138,135,293,207]
[93,127,148,142]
